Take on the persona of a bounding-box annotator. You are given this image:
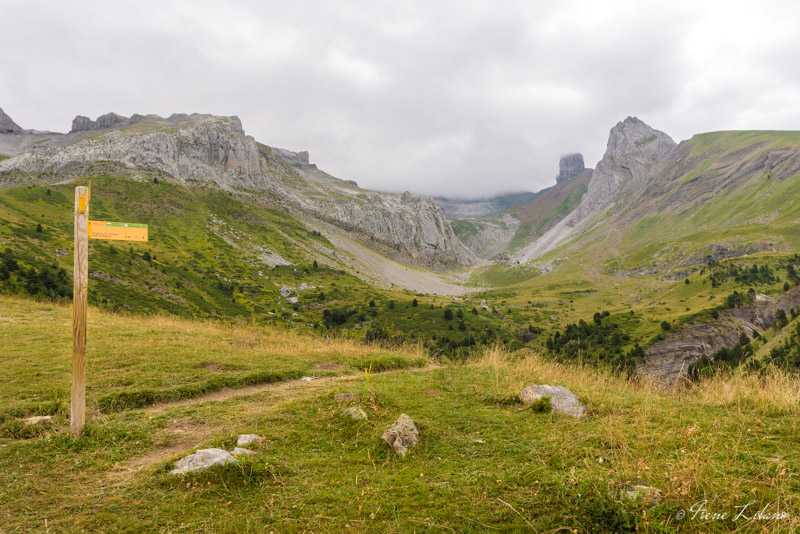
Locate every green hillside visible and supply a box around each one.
[0,173,524,357]
[610,131,800,274]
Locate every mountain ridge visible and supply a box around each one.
[0,109,474,271]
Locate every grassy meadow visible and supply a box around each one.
[1,296,798,532]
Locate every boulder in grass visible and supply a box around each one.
[23,416,53,426]
[624,485,663,506]
[170,448,236,475]
[381,414,419,456]
[342,407,368,420]
[231,447,257,456]
[520,385,585,418]
[237,434,263,446]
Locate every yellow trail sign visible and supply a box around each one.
[89,220,148,242]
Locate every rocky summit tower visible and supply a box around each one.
[556,153,585,182]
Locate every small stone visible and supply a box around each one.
[287,297,298,305]
[170,448,236,475]
[381,414,420,456]
[520,385,585,418]
[301,376,314,382]
[624,485,662,505]
[231,447,257,456]
[480,300,489,309]
[335,392,356,401]
[237,434,263,446]
[299,283,309,290]
[342,407,368,420]
[280,286,293,297]
[23,415,52,426]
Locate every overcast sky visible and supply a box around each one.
[2,0,800,198]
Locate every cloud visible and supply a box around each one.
[2,0,799,198]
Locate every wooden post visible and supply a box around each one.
[71,186,89,436]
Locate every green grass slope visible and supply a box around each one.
[0,304,797,532]
[609,131,800,274]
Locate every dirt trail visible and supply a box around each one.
[101,366,438,486]
[144,373,360,415]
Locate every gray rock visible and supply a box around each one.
[342,407,368,420]
[557,153,585,183]
[237,434,263,446]
[298,282,309,291]
[571,117,676,224]
[624,485,663,505]
[231,447,257,456]
[70,112,132,132]
[272,147,310,166]
[70,115,93,132]
[334,392,356,401]
[23,415,52,426]
[381,414,420,456]
[280,286,293,297]
[0,107,23,134]
[479,301,489,309]
[170,448,236,475]
[287,297,298,305]
[520,385,585,418]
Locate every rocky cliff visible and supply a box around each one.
[641,286,800,384]
[556,153,585,183]
[0,110,473,269]
[514,117,675,261]
[569,117,676,224]
[0,107,23,134]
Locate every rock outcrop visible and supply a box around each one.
[556,153,585,183]
[272,147,316,169]
[514,117,676,262]
[569,117,676,224]
[641,285,800,384]
[0,107,23,134]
